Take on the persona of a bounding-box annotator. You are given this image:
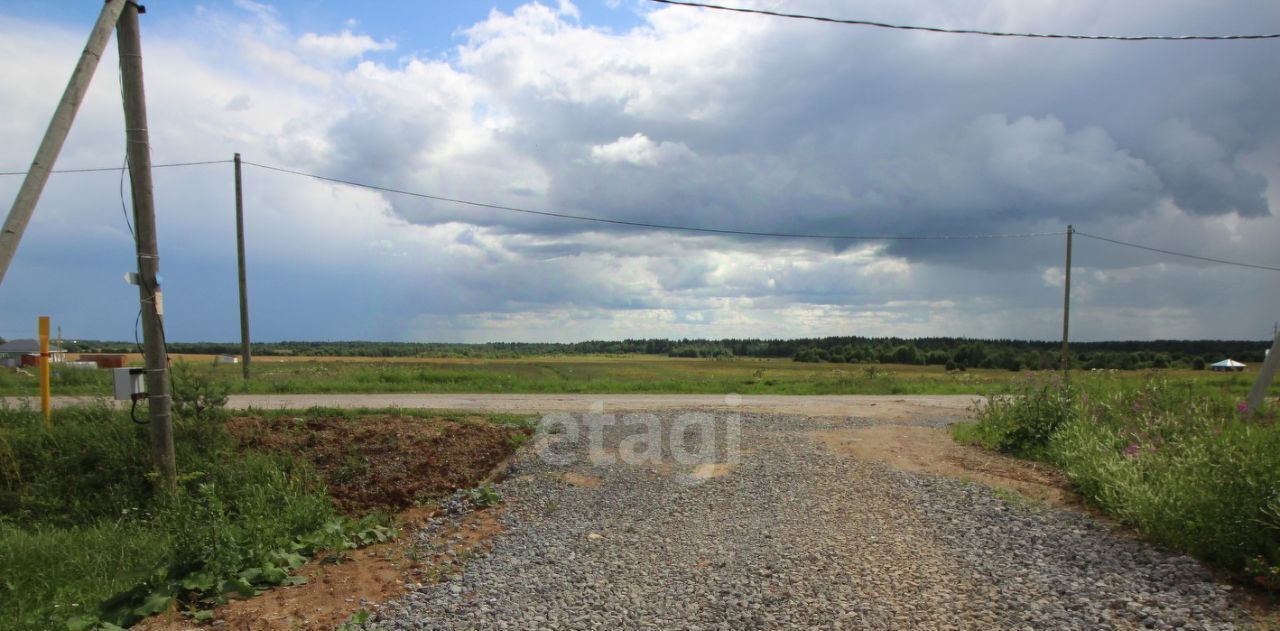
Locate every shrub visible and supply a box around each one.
[958,374,1280,587]
[971,372,1075,457]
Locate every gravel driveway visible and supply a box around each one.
[360,410,1241,630]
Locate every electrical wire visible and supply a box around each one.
[129,397,148,425]
[0,159,232,177]
[246,160,1280,272]
[240,160,1064,241]
[119,153,135,239]
[1075,231,1280,272]
[647,0,1280,41]
[8,148,1276,271]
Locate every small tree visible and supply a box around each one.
[170,362,230,423]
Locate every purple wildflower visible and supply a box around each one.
[1237,401,1249,415]
[1124,443,1141,458]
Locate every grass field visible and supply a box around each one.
[0,354,1273,398]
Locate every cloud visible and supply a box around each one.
[589,133,694,166]
[297,30,395,60]
[0,1,1278,343]
[1147,119,1270,217]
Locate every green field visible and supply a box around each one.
[2,354,1272,398]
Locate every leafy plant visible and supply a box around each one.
[972,372,1076,457]
[466,485,502,508]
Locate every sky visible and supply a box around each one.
[0,0,1278,343]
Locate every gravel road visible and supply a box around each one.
[29,393,978,420]
[357,410,1242,630]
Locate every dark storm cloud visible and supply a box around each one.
[315,0,1276,261]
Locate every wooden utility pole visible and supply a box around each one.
[0,0,127,288]
[234,153,251,380]
[1061,225,1073,374]
[1245,329,1280,417]
[118,1,175,488]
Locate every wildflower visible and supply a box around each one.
[1131,402,1142,413]
[1237,401,1249,415]
[1124,443,1141,458]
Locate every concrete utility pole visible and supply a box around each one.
[118,1,175,487]
[0,0,128,288]
[1245,328,1280,417]
[1060,225,1073,374]
[234,154,251,380]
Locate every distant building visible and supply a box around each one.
[77,354,127,369]
[1209,359,1246,372]
[0,338,67,368]
[215,354,241,365]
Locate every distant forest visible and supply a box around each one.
[60,337,1273,372]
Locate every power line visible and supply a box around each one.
[648,0,1280,41]
[246,160,1280,271]
[1075,231,1280,272]
[240,159,1063,241]
[7,153,1276,270]
[0,159,231,177]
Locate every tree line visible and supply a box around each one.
[60,336,1271,371]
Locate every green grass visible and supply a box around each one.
[0,519,171,626]
[7,355,1275,398]
[953,372,1280,587]
[0,399,532,630]
[0,401,339,629]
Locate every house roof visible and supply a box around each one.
[0,338,66,354]
[1210,358,1246,368]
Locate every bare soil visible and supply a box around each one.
[808,425,1091,513]
[136,414,524,630]
[226,414,520,513]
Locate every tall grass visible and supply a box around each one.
[0,401,337,630]
[956,372,1280,585]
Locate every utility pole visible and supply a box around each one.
[118,2,175,488]
[39,316,51,425]
[1061,225,1073,374]
[234,154,251,380]
[0,0,128,287]
[1245,328,1280,417]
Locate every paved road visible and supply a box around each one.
[30,393,981,420]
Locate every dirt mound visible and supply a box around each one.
[227,414,520,513]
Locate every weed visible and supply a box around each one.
[963,373,1280,587]
[466,485,502,508]
[0,403,383,630]
[335,450,370,483]
[972,372,1075,457]
[336,608,379,630]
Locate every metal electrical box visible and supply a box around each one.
[112,367,146,401]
